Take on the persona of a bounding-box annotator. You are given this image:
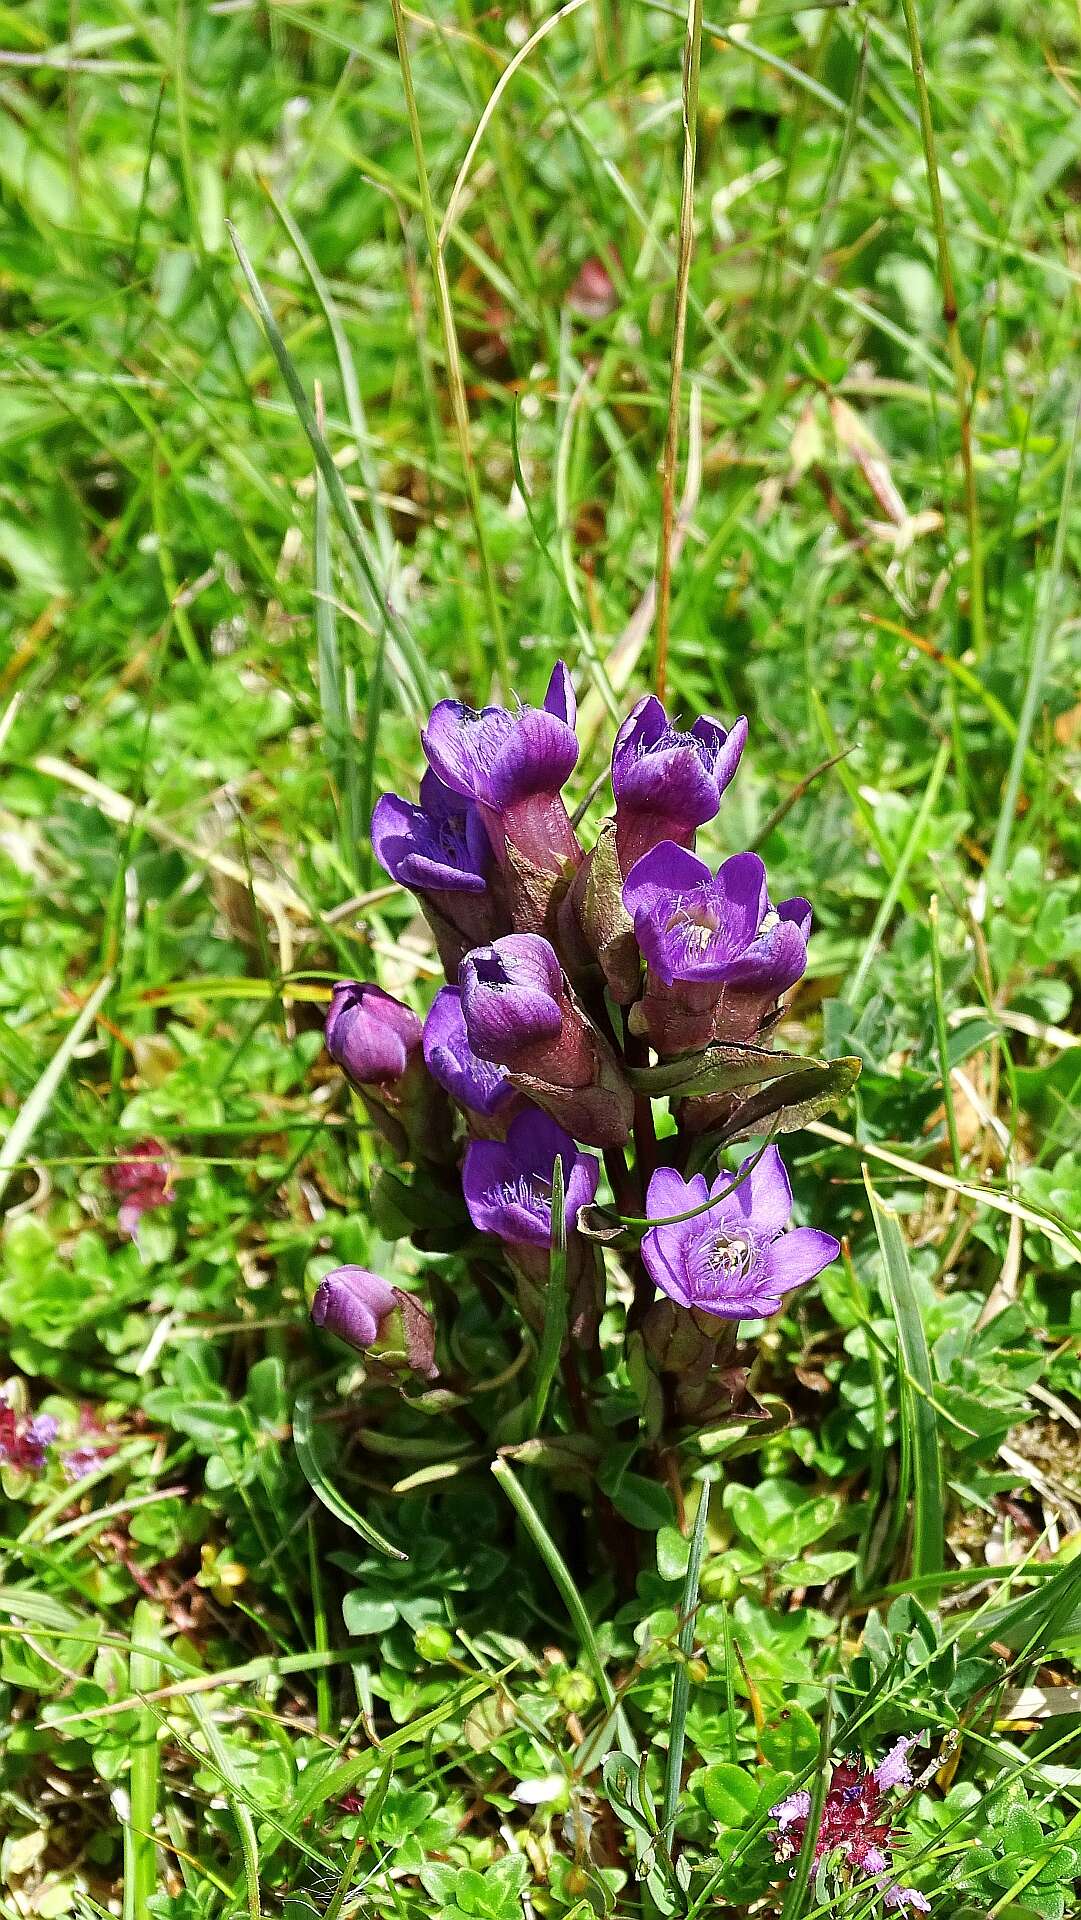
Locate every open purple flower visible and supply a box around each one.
[462,1108,599,1248]
[325,982,423,1087]
[769,1740,930,1913]
[623,842,811,1049]
[421,662,581,876]
[641,1147,839,1320]
[612,696,748,871]
[372,770,491,896]
[458,935,634,1146]
[423,986,514,1118]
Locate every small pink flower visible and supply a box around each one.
[106,1137,172,1239]
[0,1396,57,1475]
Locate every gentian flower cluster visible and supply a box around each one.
[770,1738,930,1911]
[315,662,853,1434]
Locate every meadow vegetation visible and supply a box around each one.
[0,2,1080,1917]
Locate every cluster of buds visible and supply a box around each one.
[315,663,855,1420]
[770,1737,931,1911]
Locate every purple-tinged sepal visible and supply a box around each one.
[311,1266,436,1378]
[612,696,747,871]
[459,934,634,1147]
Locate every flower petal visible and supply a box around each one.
[543,659,576,726]
[622,839,713,924]
[712,851,769,949]
[422,699,514,804]
[488,707,579,808]
[712,1145,793,1236]
[762,1227,840,1293]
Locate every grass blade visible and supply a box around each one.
[293,1390,406,1561]
[492,1457,637,1760]
[865,1174,945,1589]
[226,221,434,717]
[662,1479,711,1851]
[123,1600,163,1920]
[0,972,112,1209]
[529,1153,567,1435]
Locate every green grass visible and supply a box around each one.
[1,2,1080,1918]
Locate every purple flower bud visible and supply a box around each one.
[421,662,581,877]
[623,842,811,1050]
[883,1890,930,1913]
[641,1147,839,1320]
[312,1266,398,1347]
[311,1266,436,1376]
[462,1108,600,1248]
[459,935,564,1066]
[422,987,515,1118]
[611,696,748,871]
[458,936,634,1147]
[325,982,423,1087]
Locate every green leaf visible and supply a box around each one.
[760,1706,820,1773]
[699,1763,760,1828]
[716,1055,862,1144]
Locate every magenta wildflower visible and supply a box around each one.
[769,1740,929,1911]
[105,1137,172,1240]
[0,1396,57,1474]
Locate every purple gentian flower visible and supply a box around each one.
[623,844,809,993]
[311,1267,436,1376]
[462,1108,600,1248]
[371,773,503,970]
[641,1147,839,1320]
[421,662,581,875]
[622,842,811,1049]
[459,935,564,1067]
[611,695,748,871]
[458,936,634,1146]
[325,982,423,1087]
[422,987,515,1118]
[371,770,490,896]
[313,1266,398,1348]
